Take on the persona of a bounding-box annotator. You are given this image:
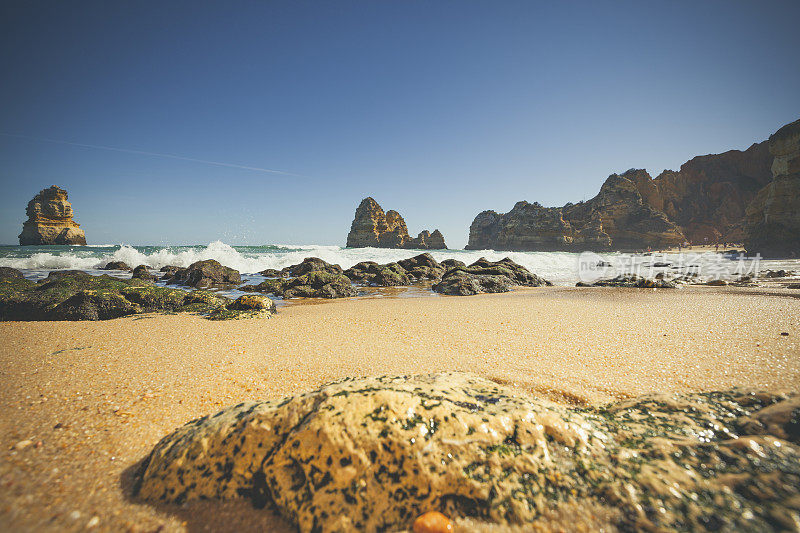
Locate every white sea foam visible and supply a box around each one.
[1,240,796,285]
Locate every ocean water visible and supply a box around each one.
[2,241,799,288]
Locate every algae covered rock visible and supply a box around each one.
[281,257,343,277]
[0,270,271,321]
[167,259,241,289]
[0,267,24,279]
[576,274,676,288]
[103,261,132,271]
[433,257,551,295]
[135,373,800,532]
[131,264,157,280]
[282,271,357,299]
[208,294,277,320]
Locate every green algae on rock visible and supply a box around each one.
[134,373,799,532]
[0,270,274,321]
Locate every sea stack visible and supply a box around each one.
[744,118,800,257]
[18,186,87,245]
[346,197,446,249]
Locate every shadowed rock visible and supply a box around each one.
[167,259,241,289]
[131,265,156,280]
[745,118,800,257]
[103,261,132,271]
[0,267,24,279]
[134,372,800,532]
[576,274,676,288]
[433,258,551,295]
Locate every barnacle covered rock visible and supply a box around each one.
[135,373,800,532]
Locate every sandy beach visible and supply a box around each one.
[0,285,798,532]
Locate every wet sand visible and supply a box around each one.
[1,286,799,532]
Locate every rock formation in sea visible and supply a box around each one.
[18,186,87,245]
[346,197,447,249]
[135,372,799,532]
[744,118,800,257]
[467,133,775,251]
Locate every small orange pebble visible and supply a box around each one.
[412,511,453,533]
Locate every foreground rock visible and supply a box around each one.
[745,118,800,257]
[432,257,551,295]
[166,259,241,289]
[135,372,800,532]
[18,186,87,245]
[346,197,446,249]
[0,270,272,321]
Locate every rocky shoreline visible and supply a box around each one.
[0,265,274,321]
[4,250,799,322]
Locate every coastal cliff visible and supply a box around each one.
[744,118,800,257]
[346,197,446,249]
[467,130,775,251]
[18,186,87,246]
[467,170,684,251]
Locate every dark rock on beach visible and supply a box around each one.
[342,261,379,283]
[167,259,241,289]
[244,271,357,299]
[0,270,269,321]
[283,272,357,299]
[103,261,132,271]
[577,274,676,288]
[0,267,24,279]
[440,258,466,270]
[135,372,800,532]
[432,271,513,295]
[159,265,182,277]
[131,265,156,280]
[280,257,343,277]
[397,253,445,280]
[433,257,551,295]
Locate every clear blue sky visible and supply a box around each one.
[1,1,798,248]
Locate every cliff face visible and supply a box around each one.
[467,131,777,252]
[467,170,683,251]
[652,141,772,243]
[744,119,800,257]
[346,197,446,249]
[19,186,87,246]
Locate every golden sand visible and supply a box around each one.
[1,286,799,532]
